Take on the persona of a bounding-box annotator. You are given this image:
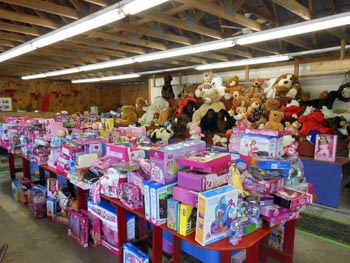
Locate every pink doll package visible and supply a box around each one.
[68,209,89,247]
[81,210,101,247]
[314,134,337,162]
[120,182,142,209]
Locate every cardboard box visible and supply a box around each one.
[178,203,197,236]
[167,199,179,232]
[195,185,239,246]
[243,175,284,195]
[272,187,313,209]
[173,186,199,207]
[123,242,149,263]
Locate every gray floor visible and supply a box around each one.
[0,157,349,263]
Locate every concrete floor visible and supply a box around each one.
[0,157,349,263]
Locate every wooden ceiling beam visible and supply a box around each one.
[176,0,262,31]
[241,3,275,24]
[327,28,350,43]
[0,39,14,47]
[60,42,127,58]
[0,31,26,42]
[82,0,110,7]
[0,21,40,36]
[0,8,57,29]
[272,0,311,21]
[284,37,313,50]
[0,0,80,19]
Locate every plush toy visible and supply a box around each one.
[116,105,137,125]
[210,74,226,98]
[135,97,148,117]
[178,83,197,99]
[51,128,68,147]
[216,109,234,133]
[141,96,169,125]
[195,82,221,105]
[150,124,174,143]
[330,82,350,114]
[301,90,338,109]
[176,97,198,117]
[199,109,218,133]
[264,110,284,131]
[262,98,283,113]
[284,99,305,117]
[229,96,249,116]
[189,123,204,140]
[284,114,301,137]
[161,74,175,101]
[212,134,228,147]
[245,78,265,99]
[326,116,349,136]
[224,76,246,100]
[298,109,333,137]
[247,98,264,123]
[266,74,302,99]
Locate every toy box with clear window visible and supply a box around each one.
[272,186,313,209]
[178,203,197,236]
[195,185,239,246]
[68,209,89,247]
[242,173,284,195]
[149,140,206,184]
[123,242,149,263]
[88,200,135,255]
[80,210,101,247]
[314,134,337,162]
[167,199,179,232]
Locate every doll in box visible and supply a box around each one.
[315,135,331,158]
[51,128,67,148]
[210,196,235,235]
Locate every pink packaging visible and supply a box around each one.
[81,210,101,247]
[120,182,142,209]
[243,174,284,195]
[177,151,231,172]
[128,171,150,195]
[272,187,313,209]
[177,169,230,192]
[261,210,301,224]
[106,143,131,161]
[68,209,89,247]
[62,143,84,157]
[259,204,300,217]
[149,140,206,184]
[172,186,199,207]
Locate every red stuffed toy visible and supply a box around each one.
[298,110,333,137]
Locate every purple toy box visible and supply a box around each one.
[173,186,199,207]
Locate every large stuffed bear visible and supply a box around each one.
[140,96,169,125]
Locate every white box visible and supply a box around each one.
[195,185,239,246]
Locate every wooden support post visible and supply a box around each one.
[340,39,346,60]
[294,58,300,77]
[245,65,249,81]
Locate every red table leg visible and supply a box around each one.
[220,250,232,262]
[246,243,259,263]
[76,188,86,210]
[116,205,127,263]
[152,226,163,263]
[8,153,16,180]
[172,235,181,263]
[21,157,30,178]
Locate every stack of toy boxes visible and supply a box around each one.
[144,140,206,226]
[31,134,51,165]
[167,151,232,237]
[56,141,84,175]
[88,200,135,255]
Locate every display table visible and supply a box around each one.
[302,156,349,207]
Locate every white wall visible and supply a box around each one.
[149,62,348,103]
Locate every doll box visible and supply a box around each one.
[148,181,177,226]
[149,140,206,184]
[314,134,337,162]
[167,199,179,232]
[177,151,231,172]
[68,209,89,247]
[178,203,197,236]
[106,143,131,161]
[120,182,142,209]
[177,169,230,192]
[250,156,292,170]
[123,242,149,263]
[261,210,301,224]
[173,186,199,208]
[259,204,300,218]
[62,143,84,157]
[81,210,101,247]
[272,187,313,209]
[195,185,239,246]
[243,175,284,195]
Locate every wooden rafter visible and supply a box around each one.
[272,0,311,21]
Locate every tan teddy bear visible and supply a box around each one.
[135,97,148,117]
[118,105,138,125]
[264,110,284,131]
[224,76,246,100]
[245,78,265,100]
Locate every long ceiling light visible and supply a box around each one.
[72,73,140,83]
[236,12,350,45]
[134,38,235,62]
[0,0,169,62]
[195,55,292,70]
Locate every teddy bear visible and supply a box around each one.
[178,83,197,99]
[284,114,301,137]
[210,74,226,98]
[245,78,265,100]
[247,97,265,128]
[140,96,169,125]
[224,76,246,100]
[120,105,138,125]
[266,74,302,99]
[228,96,249,116]
[264,110,284,131]
[135,97,148,118]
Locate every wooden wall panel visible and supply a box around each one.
[0,77,149,115]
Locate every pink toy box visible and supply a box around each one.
[119,182,142,209]
[259,204,301,218]
[81,210,101,247]
[123,242,149,263]
[62,143,84,158]
[173,186,199,207]
[272,187,313,209]
[177,151,231,173]
[261,210,301,225]
[106,143,131,161]
[88,200,135,255]
[177,169,230,192]
[127,170,150,196]
[149,140,206,184]
[242,173,284,195]
[143,180,177,225]
[314,134,337,162]
[239,129,290,160]
[68,209,89,247]
[195,185,239,246]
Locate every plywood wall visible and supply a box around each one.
[0,76,149,114]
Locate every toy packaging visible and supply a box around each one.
[68,209,89,247]
[172,186,199,208]
[272,187,313,209]
[11,180,21,201]
[177,151,231,173]
[46,197,58,218]
[106,143,131,161]
[195,185,239,246]
[99,168,128,199]
[177,168,230,192]
[167,199,179,232]
[144,180,177,225]
[261,210,301,225]
[242,174,284,195]
[149,140,206,184]
[314,134,337,162]
[178,203,197,236]
[123,242,149,263]
[81,210,101,247]
[119,182,142,209]
[267,223,285,251]
[143,180,152,220]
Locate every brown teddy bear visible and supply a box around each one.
[224,76,246,100]
[117,105,138,125]
[229,96,249,116]
[245,78,265,99]
[266,74,302,99]
[247,98,265,128]
[135,97,148,117]
[265,110,284,131]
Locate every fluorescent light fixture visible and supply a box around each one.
[72,73,140,83]
[139,66,195,75]
[122,0,169,15]
[134,38,235,62]
[0,0,170,62]
[45,68,81,77]
[236,12,350,45]
[195,55,291,70]
[22,73,47,80]
[0,44,36,62]
[79,58,135,72]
